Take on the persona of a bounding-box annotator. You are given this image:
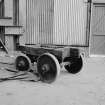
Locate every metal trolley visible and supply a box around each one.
[15,44,83,83]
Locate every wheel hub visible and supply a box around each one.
[15,55,31,71]
[18,60,25,67]
[37,53,60,83]
[42,64,50,73]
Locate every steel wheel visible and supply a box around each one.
[64,56,83,74]
[15,54,31,71]
[37,53,60,83]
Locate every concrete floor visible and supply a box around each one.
[0,57,105,105]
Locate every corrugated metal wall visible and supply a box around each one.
[26,0,54,44]
[26,0,88,46]
[26,0,38,44]
[54,0,87,45]
[69,0,87,45]
[19,0,26,45]
[53,0,69,45]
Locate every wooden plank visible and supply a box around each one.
[18,45,80,63]
[18,45,63,62]
[92,0,105,3]
[4,0,13,17]
[0,18,13,26]
[5,26,23,35]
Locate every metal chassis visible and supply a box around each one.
[17,45,81,63]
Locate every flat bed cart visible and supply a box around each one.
[16,45,83,83]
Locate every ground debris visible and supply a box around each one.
[0,65,40,82]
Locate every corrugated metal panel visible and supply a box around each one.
[38,0,54,44]
[26,0,54,45]
[26,0,37,44]
[69,0,87,45]
[53,0,69,45]
[26,0,88,46]
[19,0,26,45]
[53,0,87,45]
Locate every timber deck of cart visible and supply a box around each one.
[0,37,83,83]
[16,44,83,83]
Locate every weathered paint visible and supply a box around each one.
[5,35,14,51]
[4,0,13,18]
[90,3,105,55]
[0,0,23,50]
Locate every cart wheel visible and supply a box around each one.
[15,54,31,71]
[64,56,83,74]
[37,53,60,83]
